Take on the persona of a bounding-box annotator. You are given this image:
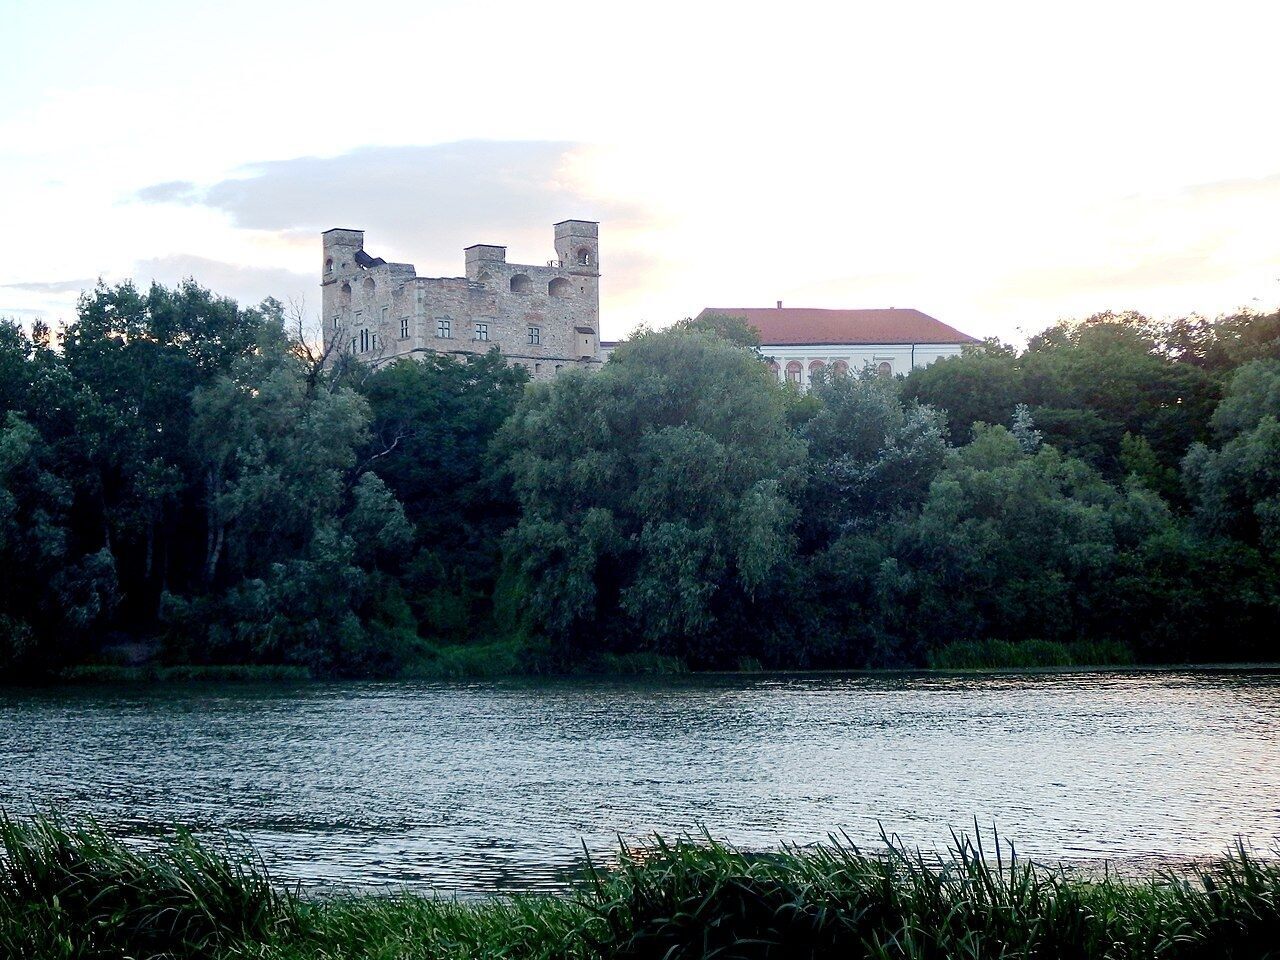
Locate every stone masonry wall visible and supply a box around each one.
[321,221,601,379]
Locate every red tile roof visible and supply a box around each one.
[696,307,978,346]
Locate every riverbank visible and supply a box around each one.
[2,816,1277,959]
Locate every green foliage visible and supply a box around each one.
[927,637,1135,669]
[14,814,1280,960]
[499,329,804,667]
[3,280,1280,678]
[0,814,296,959]
[668,313,763,350]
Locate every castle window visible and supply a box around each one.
[510,274,531,294]
[474,323,489,342]
[339,282,351,306]
[528,325,540,345]
[360,328,370,352]
[351,338,357,353]
[576,247,592,265]
[877,360,893,379]
[400,317,409,339]
[555,364,563,374]
[437,318,451,339]
[548,277,571,298]
[332,313,340,330]
[363,277,376,295]
[535,362,542,374]
[325,258,333,275]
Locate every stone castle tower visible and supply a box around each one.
[321,220,601,378]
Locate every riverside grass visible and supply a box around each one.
[2,817,1280,959]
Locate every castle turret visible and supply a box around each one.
[321,228,364,350]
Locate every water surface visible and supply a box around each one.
[2,670,1278,892]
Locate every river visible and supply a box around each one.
[2,670,1278,893]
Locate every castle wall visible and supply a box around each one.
[321,222,600,379]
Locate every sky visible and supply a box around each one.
[2,0,1279,343]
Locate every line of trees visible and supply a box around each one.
[1,283,1278,678]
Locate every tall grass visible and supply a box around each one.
[2,815,1278,959]
[0,814,297,959]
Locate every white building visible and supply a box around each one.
[695,304,978,387]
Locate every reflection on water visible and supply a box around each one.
[2,670,1279,893]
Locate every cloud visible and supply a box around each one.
[131,255,312,309]
[130,140,657,325]
[0,278,95,293]
[135,140,643,261]
[133,180,200,203]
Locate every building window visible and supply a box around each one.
[535,362,542,374]
[350,338,357,353]
[832,360,850,377]
[437,318,451,338]
[576,247,592,265]
[381,306,388,323]
[332,313,340,330]
[766,360,780,380]
[877,360,893,379]
[475,323,489,342]
[528,325,540,345]
[400,317,409,339]
[325,258,333,275]
[548,277,571,298]
[785,360,803,384]
[510,274,531,294]
[360,328,370,352]
[555,364,563,374]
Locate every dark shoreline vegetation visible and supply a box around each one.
[4,815,1280,960]
[3,285,1280,680]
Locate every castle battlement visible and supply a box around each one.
[321,221,601,378]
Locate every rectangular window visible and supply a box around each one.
[359,329,369,352]
[527,325,540,345]
[400,317,409,339]
[437,318,451,338]
[474,323,489,342]
[332,313,340,330]
[381,306,388,323]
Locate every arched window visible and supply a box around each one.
[548,277,571,298]
[766,360,780,380]
[477,270,491,283]
[362,276,375,295]
[877,360,893,379]
[338,282,351,306]
[576,247,592,266]
[510,274,531,294]
[831,360,850,377]
[785,360,803,385]
[324,258,333,275]
[808,359,826,373]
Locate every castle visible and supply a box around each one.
[321,220,601,377]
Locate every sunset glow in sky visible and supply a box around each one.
[3,0,1279,342]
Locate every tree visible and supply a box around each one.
[798,369,948,549]
[499,329,805,666]
[1184,360,1280,553]
[354,351,529,640]
[901,339,1022,442]
[668,313,763,352]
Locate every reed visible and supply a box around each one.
[2,814,1278,959]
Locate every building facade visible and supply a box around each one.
[694,304,978,387]
[322,221,602,378]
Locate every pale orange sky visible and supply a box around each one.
[2,0,1278,343]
